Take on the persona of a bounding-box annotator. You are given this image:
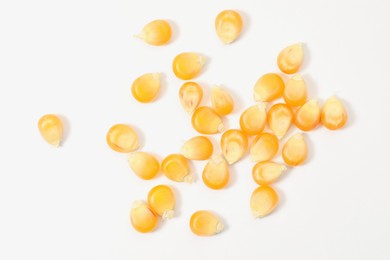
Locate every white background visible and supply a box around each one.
[1,0,389,259]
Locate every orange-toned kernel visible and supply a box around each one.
[147,185,175,220]
[211,86,234,116]
[283,74,307,106]
[250,185,279,218]
[202,155,230,189]
[252,162,287,185]
[240,103,267,135]
[161,154,192,183]
[130,201,158,233]
[179,82,203,113]
[215,10,243,44]
[181,136,213,160]
[221,129,248,164]
[250,133,279,162]
[131,73,161,103]
[106,124,139,153]
[128,152,159,180]
[192,106,224,134]
[277,43,303,74]
[135,20,172,46]
[282,133,307,166]
[172,52,205,80]
[268,103,294,139]
[254,73,285,102]
[294,99,321,131]
[321,96,348,130]
[38,114,63,147]
[190,210,224,236]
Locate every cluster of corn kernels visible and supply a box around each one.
[38,10,348,236]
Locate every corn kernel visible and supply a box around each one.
[179,82,203,113]
[38,114,63,147]
[282,133,307,166]
[321,96,348,130]
[192,106,224,134]
[252,162,287,185]
[254,73,285,102]
[106,124,139,153]
[190,210,224,236]
[211,86,234,116]
[202,155,230,189]
[294,99,321,131]
[161,154,192,182]
[268,103,293,139]
[181,136,213,160]
[131,73,160,103]
[128,152,159,180]
[148,185,175,220]
[250,185,278,218]
[135,20,172,46]
[215,10,243,44]
[250,133,279,162]
[277,43,303,74]
[240,103,267,135]
[221,129,248,164]
[130,201,158,233]
[173,52,205,80]
[283,74,307,106]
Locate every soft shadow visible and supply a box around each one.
[58,114,71,147]
[337,97,355,129]
[167,20,180,44]
[169,185,182,218]
[302,74,320,99]
[237,10,251,44]
[130,124,145,150]
[227,163,238,189]
[226,85,245,116]
[300,42,311,72]
[270,186,286,216]
[156,73,168,102]
[302,132,315,165]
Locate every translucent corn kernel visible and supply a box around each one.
[38,114,63,147]
[250,133,279,162]
[283,74,307,106]
[321,96,348,130]
[221,129,248,164]
[179,82,203,113]
[190,210,224,236]
[294,99,321,131]
[252,162,287,185]
[106,124,139,153]
[211,86,234,116]
[161,154,192,182]
[130,201,158,233]
[254,73,285,102]
[148,185,175,220]
[202,155,230,190]
[128,152,159,180]
[282,133,307,166]
[277,43,303,74]
[240,103,267,135]
[250,185,278,218]
[215,10,243,44]
[192,107,224,134]
[268,103,293,139]
[135,20,172,46]
[131,73,161,103]
[172,52,205,80]
[181,136,213,160]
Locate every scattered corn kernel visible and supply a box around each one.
[321,96,348,130]
[282,133,307,166]
[211,86,234,116]
[268,103,294,139]
[277,43,303,74]
[215,10,243,44]
[128,152,159,180]
[283,74,307,106]
[161,154,192,182]
[173,52,205,80]
[38,114,63,147]
[250,185,278,218]
[221,129,248,164]
[240,103,267,135]
[252,162,287,185]
[106,124,139,153]
[202,155,230,189]
[148,185,175,220]
[135,20,172,46]
[294,99,321,131]
[131,73,161,103]
[179,82,203,113]
[130,201,158,233]
[181,136,213,160]
[250,133,279,162]
[254,73,285,102]
[190,210,224,236]
[192,106,224,134]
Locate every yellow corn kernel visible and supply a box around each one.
[202,155,230,189]
[252,162,287,185]
[161,154,192,182]
[321,96,348,130]
[250,133,279,162]
[267,103,294,139]
[294,99,321,131]
[192,106,224,134]
[38,114,63,147]
[172,52,205,80]
[240,103,267,135]
[190,210,224,236]
[135,20,172,46]
[130,201,158,233]
[131,73,160,103]
[250,185,278,218]
[106,124,139,153]
[179,82,203,113]
[254,73,285,102]
[221,129,248,164]
[277,43,303,74]
[211,86,234,116]
[282,133,307,166]
[181,136,213,160]
[215,10,243,44]
[128,152,159,180]
[147,185,175,220]
[283,74,307,106]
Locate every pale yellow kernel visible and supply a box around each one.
[254,73,285,102]
[283,74,307,106]
[106,124,139,153]
[240,103,267,135]
[135,20,172,46]
[131,73,161,103]
[38,114,63,147]
[252,162,287,185]
[181,136,213,160]
[294,99,321,131]
[202,155,230,190]
[128,152,159,180]
[190,210,224,236]
[250,133,279,162]
[192,106,224,134]
[148,185,175,220]
[250,186,279,218]
[321,96,348,130]
[161,154,192,182]
[268,103,294,139]
[277,43,303,74]
[130,201,158,233]
[179,82,203,113]
[282,133,308,166]
[215,10,243,44]
[221,129,248,164]
[172,52,205,80]
[211,86,234,116]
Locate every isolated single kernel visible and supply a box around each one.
[173,52,205,80]
[161,154,192,182]
[192,107,224,134]
[250,133,279,162]
[321,96,348,130]
[202,155,230,189]
[131,73,161,103]
[282,133,307,166]
[268,103,294,139]
[38,114,63,147]
[130,201,158,233]
[277,43,303,74]
[181,136,213,160]
[215,10,243,44]
[135,20,172,46]
[106,124,139,153]
[179,82,203,113]
[252,162,287,185]
[294,99,321,131]
[250,186,278,218]
[254,73,285,102]
[190,210,224,236]
[128,152,159,180]
[240,103,267,135]
[148,185,175,220]
[211,86,234,116]
[283,74,307,106]
[221,129,248,164]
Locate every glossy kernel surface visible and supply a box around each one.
[179,82,203,113]
[250,133,279,162]
[192,107,224,134]
[38,114,63,147]
[128,152,159,180]
[221,129,248,164]
[283,74,307,106]
[106,124,139,153]
[136,20,172,46]
[130,201,158,233]
[250,186,279,218]
[294,99,321,131]
[252,162,287,185]
[161,154,192,182]
[202,155,230,190]
[268,103,294,139]
[173,52,205,80]
[211,86,234,116]
[190,210,224,236]
[277,43,303,74]
[181,136,213,160]
[148,185,175,219]
[254,73,285,102]
[321,96,348,130]
[215,10,243,44]
[240,103,267,135]
[131,73,161,103]
[282,133,307,166]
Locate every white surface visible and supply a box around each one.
[1,0,390,259]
